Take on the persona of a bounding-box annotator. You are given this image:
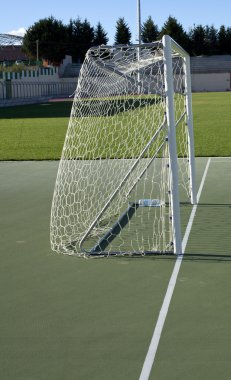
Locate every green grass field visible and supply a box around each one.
[1,92,231,160]
[0,102,71,160]
[193,92,231,156]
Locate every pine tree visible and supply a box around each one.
[94,22,108,46]
[218,25,231,54]
[205,25,218,55]
[160,16,189,51]
[189,25,207,56]
[68,17,94,62]
[142,16,159,43]
[114,17,131,45]
[218,25,227,54]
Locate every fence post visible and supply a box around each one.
[5,79,12,99]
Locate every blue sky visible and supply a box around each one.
[2,0,231,44]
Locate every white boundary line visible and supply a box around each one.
[139,158,211,380]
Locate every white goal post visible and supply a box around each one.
[50,35,196,257]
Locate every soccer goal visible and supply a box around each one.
[50,35,196,257]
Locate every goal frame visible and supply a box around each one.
[50,35,196,257]
[162,35,196,255]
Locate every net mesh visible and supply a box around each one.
[50,40,192,257]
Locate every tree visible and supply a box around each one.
[204,25,218,55]
[67,17,94,62]
[114,17,131,45]
[189,25,207,55]
[218,25,231,54]
[94,22,108,46]
[159,16,189,51]
[81,19,95,47]
[218,25,228,54]
[142,16,159,43]
[23,14,231,63]
[225,27,231,54]
[23,16,68,64]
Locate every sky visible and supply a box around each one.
[2,0,231,44]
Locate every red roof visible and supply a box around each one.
[0,46,28,62]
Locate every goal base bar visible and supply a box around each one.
[87,250,174,257]
[89,199,165,254]
[90,202,139,254]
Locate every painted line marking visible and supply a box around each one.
[139,158,211,380]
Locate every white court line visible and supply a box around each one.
[139,158,211,380]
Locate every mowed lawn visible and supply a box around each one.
[193,92,231,156]
[0,92,231,160]
[0,102,72,160]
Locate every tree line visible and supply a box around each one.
[22,15,231,65]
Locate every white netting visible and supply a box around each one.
[50,39,193,257]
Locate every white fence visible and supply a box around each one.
[0,66,77,103]
[0,80,76,100]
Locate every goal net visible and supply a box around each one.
[50,35,196,257]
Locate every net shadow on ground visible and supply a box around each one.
[0,101,72,119]
[183,201,231,263]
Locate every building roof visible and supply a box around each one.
[0,34,27,62]
[0,33,23,46]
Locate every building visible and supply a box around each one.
[0,34,28,64]
[191,55,231,92]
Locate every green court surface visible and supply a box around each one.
[0,158,231,379]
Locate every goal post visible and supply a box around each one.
[163,35,182,256]
[50,35,196,257]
